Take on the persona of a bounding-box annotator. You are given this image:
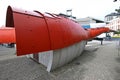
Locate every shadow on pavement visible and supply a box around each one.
[52,46,98,79]
[115,57,120,63]
[114,66,120,80]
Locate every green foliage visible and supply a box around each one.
[115,9,120,13]
[114,0,120,2]
[114,30,120,34]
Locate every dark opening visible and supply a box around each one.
[6,6,14,27]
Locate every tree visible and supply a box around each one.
[115,7,120,13]
[113,0,120,2]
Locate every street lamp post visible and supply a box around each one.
[66,9,72,16]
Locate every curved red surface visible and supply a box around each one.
[5,6,109,56]
[0,27,15,43]
[88,27,109,38]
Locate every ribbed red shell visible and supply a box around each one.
[4,6,109,56]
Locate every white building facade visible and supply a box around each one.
[106,18,120,31]
[105,17,120,36]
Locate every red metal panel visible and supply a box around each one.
[87,27,110,39]
[13,12,51,56]
[46,15,88,50]
[45,17,64,49]
[0,27,15,43]
[5,6,110,56]
[59,18,73,46]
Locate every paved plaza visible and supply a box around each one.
[0,40,120,80]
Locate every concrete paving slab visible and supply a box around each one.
[0,41,120,80]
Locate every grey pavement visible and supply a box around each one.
[0,40,120,80]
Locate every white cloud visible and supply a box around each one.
[0,0,120,26]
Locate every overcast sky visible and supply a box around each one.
[0,0,120,27]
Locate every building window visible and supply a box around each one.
[119,25,120,29]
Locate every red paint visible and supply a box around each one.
[87,27,109,39]
[0,27,15,43]
[4,6,110,56]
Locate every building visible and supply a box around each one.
[105,17,120,36]
[76,17,105,29]
[106,17,120,31]
[77,17,104,25]
[77,17,107,38]
[104,12,120,22]
[58,13,76,21]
